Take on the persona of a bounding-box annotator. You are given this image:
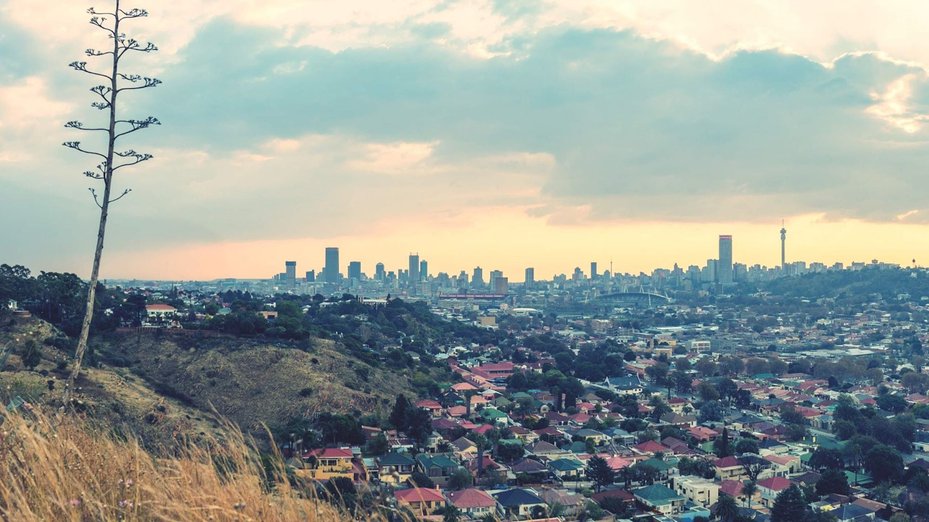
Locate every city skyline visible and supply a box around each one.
[3,2,929,279]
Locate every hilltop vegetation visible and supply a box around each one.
[762,265,929,302]
[1,264,480,440]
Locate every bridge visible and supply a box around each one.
[595,291,672,307]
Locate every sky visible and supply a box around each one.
[1,0,928,281]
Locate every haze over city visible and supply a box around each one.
[2,1,929,279]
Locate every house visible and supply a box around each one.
[394,487,446,517]
[714,456,746,480]
[415,399,444,417]
[538,488,586,518]
[145,304,177,322]
[827,503,876,522]
[493,488,548,520]
[510,458,550,481]
[377,452,415,485]
[572,428,610,446]
[301,447,355,481]
[757,477,793,507]
[605,375,644,395]
[673,476,720,508]
[447,488,496,520]
[763,454,802,477]
[450,437,478,459]
[633,440,670,456]
[415,453,460,487]
[634,484,687,515]
[548,458,586,481]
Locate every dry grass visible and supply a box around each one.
[0,409,347,522]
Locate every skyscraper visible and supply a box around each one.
[718,235,733,285]
[489,270,503,291]
[780,222,787,270]
[284,261,296,286]
[324,247,340,283]
[375,262,385,282]
[348,261,362,281]
[472,267,484,288]
[419,259,428,280]
[494,276,509,295]
[590,262,598,280]
[408,253,420,285]
[524,267,535,287]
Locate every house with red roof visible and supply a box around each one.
[714,456,745,480]
[301,447,355,481]
[687,426,719,442]
[757,476,793,507]
[415,399,443,417]
[633,440,670,456]
[394,487,446,516]
[447,488,496,519]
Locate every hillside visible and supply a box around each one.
[93,328,426,434]
[0,408,349,522]
[1,311,447,441]
[0,316,224,447]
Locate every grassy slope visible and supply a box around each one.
[94,329,419,434]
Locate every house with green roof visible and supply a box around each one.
[415,453,462,487]
[377,452,415,485]
[633,484,686,515]
[548,457,585,481]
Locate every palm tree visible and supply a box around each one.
[715,494,740,522]
[742,481,757,508]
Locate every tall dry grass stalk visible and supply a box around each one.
[0,409,348,521]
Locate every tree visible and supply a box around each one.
[735,439,759,455]
[715,493,739,522]
[672,370,693,394]
[20,340,42,370]
[742,455,769,483]
[742,481,757,508]
[714,427,732,458]
[865,444,904,484]
[699,400,724,423]
[902,372,929,394]
[809,448,844,471]
[877,394,908,414]
[63,1,162,398]
[771,485,809,522]
[390,394,411,430]
[447,468,473,490]
[697,382,720,402]
[443,505,461,522]
[586,455,615,492]
[816,469,851,496]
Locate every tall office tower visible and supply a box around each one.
[324,247,340,283]
[780,222,787,270]
[489,270,503,291]
[472,266,484,288]
[284,261,296,286]
[348,261,362,281]
[572,267,584,281]
[305,270,315,283]
[458,270,469,287]
[525,267,535,288]
[494,276,509,295]
[408,253,420,285]
[375,262,385,281]
[590,262,598,280]
[419,259,428,280]
[718,235,733,285]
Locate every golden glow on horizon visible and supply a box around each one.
[100,211,929,281]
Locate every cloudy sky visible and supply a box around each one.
[2,0,928,280]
